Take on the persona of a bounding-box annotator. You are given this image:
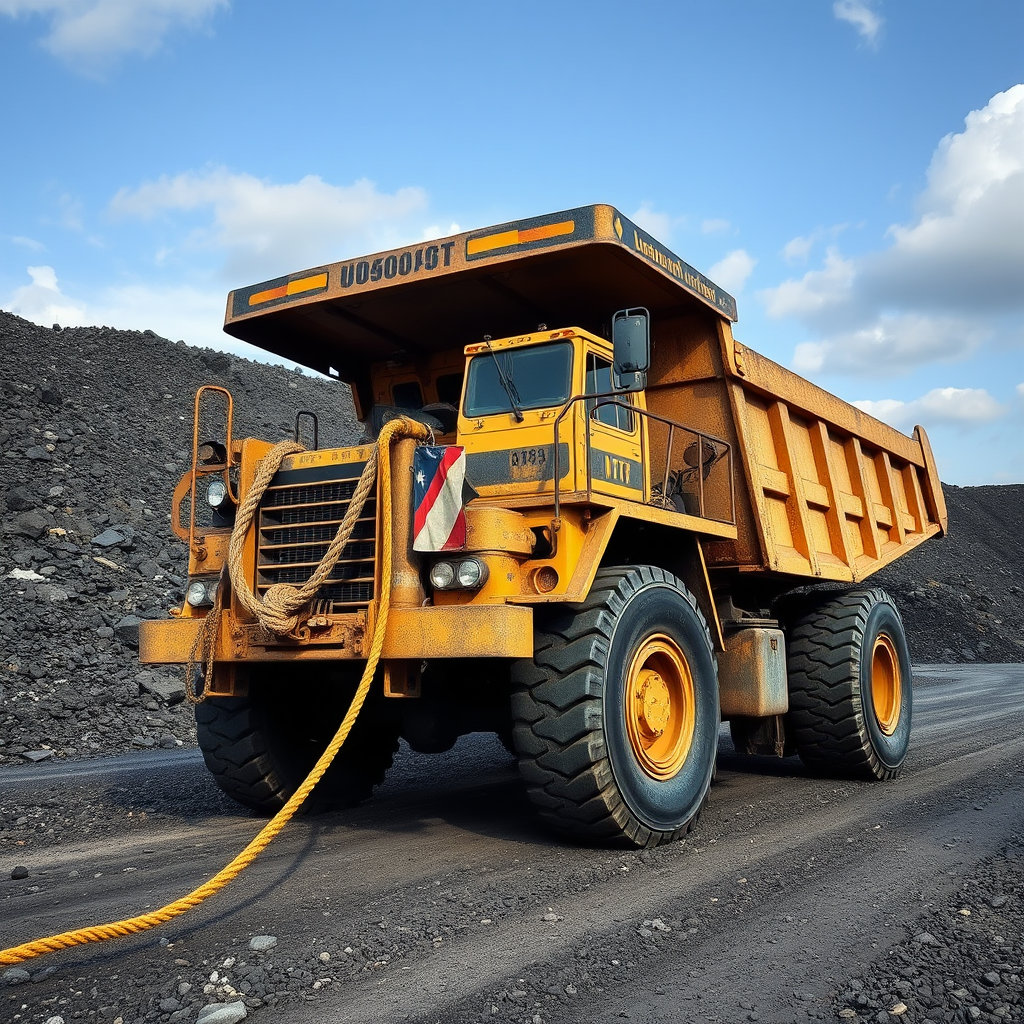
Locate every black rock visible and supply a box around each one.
[114,614,143,646]
[5,486,37,511]
[92,528,128,548]
[12,510,49,539]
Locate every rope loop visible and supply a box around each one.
[0,415,430,966]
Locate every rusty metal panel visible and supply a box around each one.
[382,605,533,658]
[718,628,788,717]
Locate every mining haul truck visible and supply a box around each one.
[140,204,946,848]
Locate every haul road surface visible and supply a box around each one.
[2,664,1023,1024]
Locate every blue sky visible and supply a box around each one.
[2,1,1022,485]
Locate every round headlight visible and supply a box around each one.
[206,476,229,509]
[185,580,212,608]
[456,558,488,589]
[429,561,456,590]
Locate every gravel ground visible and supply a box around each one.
[830,838,1023,1023]
[425,834,1024,1024]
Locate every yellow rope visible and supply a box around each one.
[0,417,430,966]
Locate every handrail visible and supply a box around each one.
[552,392,735,525]
[187,386,235,554]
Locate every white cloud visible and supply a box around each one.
[420,222,461,241]
[629,202,680,241]
[793,314,988,377]
[781,234,816,264]
[90,280,226,348]
[701,219,730,235]
[109,168,429,279]
[4,265,87,326]
[865,85,1024,310]
[10,235,46,251]
[762,247,855,320]
[854,387,1004,429]
[2,264,286,362]
[0,0,228,71]
[761,87,1024,376]
[833,0,883,47]
[780,224,848,264]
[708,249,756,294]
[56,192,83,230]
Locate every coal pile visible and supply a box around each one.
[873,483,1024,664]
[1,310,1021,767]
[0,311,359,766]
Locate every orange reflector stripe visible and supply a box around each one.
[519,221,574,243]
[249,272,328,307]
[467,220,574,256]
[467,229,519,255]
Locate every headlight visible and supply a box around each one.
[429,561,456,590]
[456,557,488,589]
[206,476,229,509]
[185,579,217,608]
[429,558,488,591]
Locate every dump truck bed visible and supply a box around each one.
[224,203,946,585]
[716,334,945,581]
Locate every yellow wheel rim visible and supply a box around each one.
[624,634,695,781]
[871,634,902,736]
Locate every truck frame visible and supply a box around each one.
[140,205,946,848]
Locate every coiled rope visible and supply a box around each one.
[0,416,429,965]
[185,425,383,701]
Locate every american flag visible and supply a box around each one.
[413,445,468,551]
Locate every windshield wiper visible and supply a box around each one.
[484,338,524,422]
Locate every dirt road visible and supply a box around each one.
[3,664,1023,1024]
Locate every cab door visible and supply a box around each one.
[584,347,645,502]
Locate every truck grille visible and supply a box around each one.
[256,466,377,609]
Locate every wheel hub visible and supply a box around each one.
[871,633,902,736]
[624,634,696,781]
[635,671,671,738]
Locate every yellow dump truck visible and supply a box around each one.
[140,205,946,848]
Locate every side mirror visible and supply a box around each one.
[612,307,650,391]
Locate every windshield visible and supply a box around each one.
[464,342,573,417]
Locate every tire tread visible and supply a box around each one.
[785,586,908,780]
[511,566,715,848]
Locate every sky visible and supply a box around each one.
[1,0,1022,486]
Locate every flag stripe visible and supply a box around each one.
[413,445,468,552]
[413,445,463,536]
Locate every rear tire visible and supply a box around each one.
[785,587,912,779]
[511,566,719,848]
[196,666,399,813]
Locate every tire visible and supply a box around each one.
[196,666,399,813]
[511,566,719,848]
[785,587,912,780]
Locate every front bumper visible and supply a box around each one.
[139,603,533,664]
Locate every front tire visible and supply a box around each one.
[196,666,399,813]
[785,587,912,779]
[511,566,719,847]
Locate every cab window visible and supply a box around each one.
[391,381,423,410]
[464,342,573,417]
[586,352,634,432]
